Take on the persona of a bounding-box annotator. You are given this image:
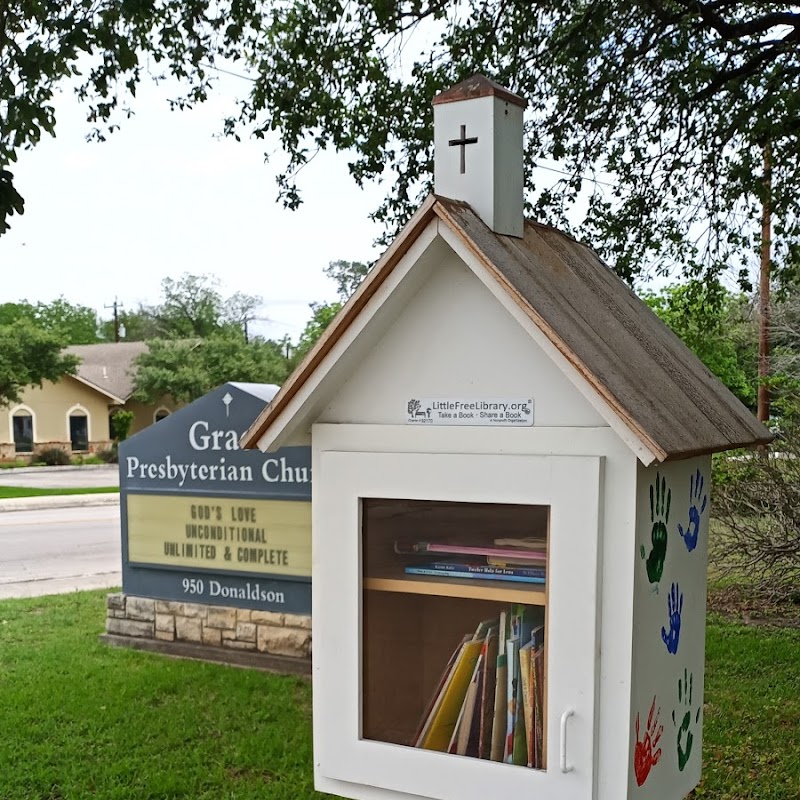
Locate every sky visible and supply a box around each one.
[1,65,686,346]
[0,72,387,342]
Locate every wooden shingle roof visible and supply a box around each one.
[242,195,772,462]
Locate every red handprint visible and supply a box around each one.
[634,697,663,786]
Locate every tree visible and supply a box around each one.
[0,298,102,344]
[132,330,292,404]
[291,259,369,362]
[98,306,163,342]
[96,274,265,341]
[642,281,757,408]
[147,274,263,339]
[0,1,221,235]
[0,320,78,406]
[325,260,370,302]
[3,3,799,287]
[293,301,342,364]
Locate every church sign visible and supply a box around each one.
[120,383,311,614]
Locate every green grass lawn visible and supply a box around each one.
[0,486,119,498]
[0,591,797,799]
[693,616,800,799]
[0,591,319,800]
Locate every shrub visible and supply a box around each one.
[712,422,800,597]
[95,447,118,464]
[110,410,134,442]
[34,446,71,467]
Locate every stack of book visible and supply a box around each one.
[411,603,546,768]
[398,536,547,584]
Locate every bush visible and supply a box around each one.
[95,447,118,464]
[34,446,71,467]
[110,410,134,442]
[712,422,800,596]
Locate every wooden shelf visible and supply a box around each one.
[364,568,547,604]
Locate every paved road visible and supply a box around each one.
[0,465,119,489]
[0,505,121,599]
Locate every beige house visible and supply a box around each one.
[1,342,176,460]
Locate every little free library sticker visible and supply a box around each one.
[406,398,534,426]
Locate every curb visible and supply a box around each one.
[0,464,118,475]
[0,494,120,513]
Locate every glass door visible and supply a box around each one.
[314,451,602,800]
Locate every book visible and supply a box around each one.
[477,631,499,759]
[412,634,470,746]
[490,652,507,761]
[410,605,546,769]
[403,560,546,579]
[395,540,546,562]
[404,566,545,584]
[504,638,518,763]
[418,639,483,752]
[531,643,545,768]
[494,536,547,550]
[512,665,527,766]
[519,642,534,767]
[472,618,498,641]
[513,604,544,649]
[488,556,548,567]
[453,654,483,755]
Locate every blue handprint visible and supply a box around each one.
[678,469,707,553]
[661,582,683,654]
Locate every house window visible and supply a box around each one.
[12,411,33,453]
[154,408,170,422]
[69,412,89,451]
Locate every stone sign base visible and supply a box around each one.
[103,593,311,675]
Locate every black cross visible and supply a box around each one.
[448,124,478,174]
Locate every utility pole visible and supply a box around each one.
[105,297,124,343]
[757,145,772,425]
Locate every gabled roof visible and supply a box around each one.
[66,341,149,403]
[241,195,772,463]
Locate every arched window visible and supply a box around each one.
[12,409,33,453]
[69,409,89,451]
[154,407,171,423]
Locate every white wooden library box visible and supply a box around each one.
[242,76,770,800]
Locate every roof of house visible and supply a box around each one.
[241,194,772,463]
[66,341,149,404]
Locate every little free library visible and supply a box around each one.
[240,75,770,800]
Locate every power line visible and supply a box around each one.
[532,162,616,188]
[200,62,257,83]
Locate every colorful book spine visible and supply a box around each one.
[404,561,546,579]
[399,541,546,561]
[412,606,546,769]
[504,638,518,763]
[490,653,507,761]
[404,566,545,584]
[477,631,498,759]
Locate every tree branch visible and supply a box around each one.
[675,1,800,40]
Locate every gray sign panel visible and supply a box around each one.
[120,383,312,614]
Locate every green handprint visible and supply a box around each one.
[640,472,670,585]
[672,668,700,771]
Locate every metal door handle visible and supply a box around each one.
[560,708,575,773]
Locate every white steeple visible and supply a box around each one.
[433,75,526,238]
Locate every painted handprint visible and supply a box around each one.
[634,696,663,786]
[661,582,683,654]
[672,669,701,771]
[678,469,707,553]
[640,472,670,586]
